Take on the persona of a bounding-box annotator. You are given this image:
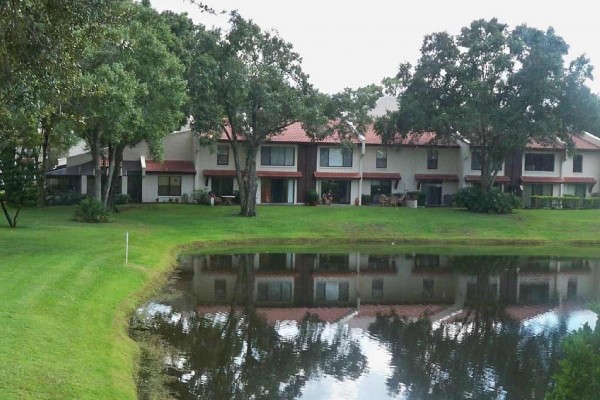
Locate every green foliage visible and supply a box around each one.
[0,147,38,227]
[378,18,600,192]
[114,194,130,205]
[406,191,426,206]
[531,196,600,209]
[454,187,520,214]
[73,197,110,223]
[547,320,600,400]
[180,193,189,204]
[361,194,372,205]
[192,189,211,205]
[305,189,320,204]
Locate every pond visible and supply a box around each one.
[131,251,600,400]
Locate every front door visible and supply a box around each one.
[127,172,142,203]
[261,178,272,203]
[426,185,442,206]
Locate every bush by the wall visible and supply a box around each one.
[454,187,520,214]
[114,194,129,205]
[180,193,189,204]
[192,189,211,205]
[73,197,110,223]
[406,191,426,206]
[530,196,600,209]
[361,194,372,205]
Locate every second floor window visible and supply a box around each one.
[320,147,352,167]
[573,154,583,173]
[471,150,481,170]
[524,153,554,172]
[261,146,295,166]
[376,149,387,168]
[217,145,229,165]
[427,149,438,169]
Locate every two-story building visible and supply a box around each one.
[46,123,600,206]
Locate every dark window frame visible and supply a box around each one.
[524,153,555,172]
[376,149,387,168]
[261,146,295,166]
[573,154,583,173]
[320,147,353,167]
[427,148,438,170]
[217,145,229,165]
[158,175,182,196]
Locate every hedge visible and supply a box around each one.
[530,196,600,209]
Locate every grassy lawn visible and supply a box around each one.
[0,204,599,399]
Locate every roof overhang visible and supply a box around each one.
[145,160,196,175]
[256,171,302,179]
[465,175,511,183]
[362,172,402,180]
[415,174,459,182]
[314,172,361,180]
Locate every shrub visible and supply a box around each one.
[180,193,189,204]
[361,194,372,205]
[305,189,319,204]
[406,191,426,206]
[192,189,211,205]
[530,196,599,209]
[454,187,520,214]
[114,194,129,205]
[73,197,110,223]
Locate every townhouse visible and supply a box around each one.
[46,124,600,206]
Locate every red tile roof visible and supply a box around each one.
[573,134,600,150]
[195,305,353,324]
[563,177,597,184]
[526,140,565,150]
[415,174,459,182]
[256,170,302,178]
[357,304,447,318]
[203,169,237,177]
[362,172,402,180]
[145,160,196,174]
[465,175,511,183]
[314,171,361,180]
[217,122,457,147]
[521,176,564,184]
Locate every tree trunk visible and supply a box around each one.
[37,119,50,207]
[89,130,103,201]
[108,146,124,210]
[240,148,258,217]
[102,144,117,207]
[0,200,18,228]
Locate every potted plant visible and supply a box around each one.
[405,191,419,208]
[305,189,320,206]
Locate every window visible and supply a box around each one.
[261,146,295,166]
[575,184,587,198]
[320,148,352,167]
[567,278,577,300]
[318,254,350,271]
[573,154,583,173]
[158,176,181,196]
[211,177,233,196]
[376,149,387,168]
[316,281,349,301]
[372,279,383,299]
[471,150,481,170]
[422,279,434,299]
[427,149,438,169]
[524,153,554,172]
[214,279,226,301]
[217,145,229,165]
[370,180,391,196]
[257,282,292,302]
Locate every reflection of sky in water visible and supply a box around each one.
[522,310,598,335]
[291,308,598,400]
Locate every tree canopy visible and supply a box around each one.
[377,18,600,191]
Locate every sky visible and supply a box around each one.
[150,0,600,95]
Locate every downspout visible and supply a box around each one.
[358,136,366,205]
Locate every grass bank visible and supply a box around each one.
[0,205,599,399]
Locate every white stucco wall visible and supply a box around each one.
[123,130,196,161]
[141,174,195,203]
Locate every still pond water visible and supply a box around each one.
[132,252,600,400]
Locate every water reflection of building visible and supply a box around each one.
[180,253,600,309]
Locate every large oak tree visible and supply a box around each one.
[377,19,600,191]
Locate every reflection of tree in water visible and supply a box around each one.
[369,254,569,400]
[140,255,367,400]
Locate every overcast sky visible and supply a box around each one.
[151,0,600,95]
